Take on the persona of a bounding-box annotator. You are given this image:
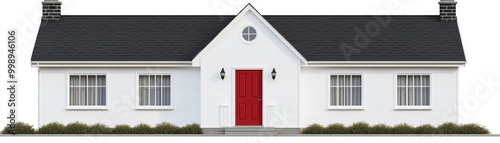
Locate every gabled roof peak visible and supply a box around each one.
[236,3,262,16]
[191,2,308,65]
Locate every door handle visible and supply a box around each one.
[258,98,262,100]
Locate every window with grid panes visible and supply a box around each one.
[330,75,362,107]
[397,75,430,106]
[69,75,106,106]
[138,75,171,106]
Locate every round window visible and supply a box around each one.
[242,26,256,42]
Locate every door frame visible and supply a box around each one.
[231,67,265,127]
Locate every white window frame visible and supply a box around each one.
[66,73,108,110]
[240,26,258,44]
[394,74,432,110]
[136,73,173,110]
[327,73,364,110]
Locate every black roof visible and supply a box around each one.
[31,15,465,62]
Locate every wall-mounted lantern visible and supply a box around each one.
[220,68,226,80]
[271,68,277,80]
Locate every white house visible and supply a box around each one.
[31,0,465,134]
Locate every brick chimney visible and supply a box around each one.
[42,0,62,21]
[439,0,457,22]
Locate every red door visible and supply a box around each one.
[235,70,262,126]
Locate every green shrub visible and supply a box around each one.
[302,122,490,134]
[1,122,36,134]
[436,122,460,134]
[37,122,67,134]
[302,124,325,134]
[415,124,436,134]
[88,123,112,134]
[349,122,370,134]
[179,123,202,134]
[66,122,89,134]
[392,123,415,134]
[459,123,490,134]
[154,122,180,134]
[370,124,391,134]
[325,123,350,134]
[112,124,133,134]
[132,123,154,134]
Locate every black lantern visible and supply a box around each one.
[220,68,226,80]
[271,68,277,80]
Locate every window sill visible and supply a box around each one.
[394,106,432,110]
[66,106,108,110]
[136,106,174,110]
[327,106,364,110]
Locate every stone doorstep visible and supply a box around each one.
[225,127,276,135]
[202,127,301,135]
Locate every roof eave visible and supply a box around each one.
[304,61,466,67]
[31,61,193,68]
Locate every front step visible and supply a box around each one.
[224,127,277,135]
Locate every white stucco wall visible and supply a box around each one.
[300,67,459,127]
[38,67,200,127]
[198,11,302,128]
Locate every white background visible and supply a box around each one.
[0,0,499,143]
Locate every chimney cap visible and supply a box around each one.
[439,0,457,4]
[42,0,61,4]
